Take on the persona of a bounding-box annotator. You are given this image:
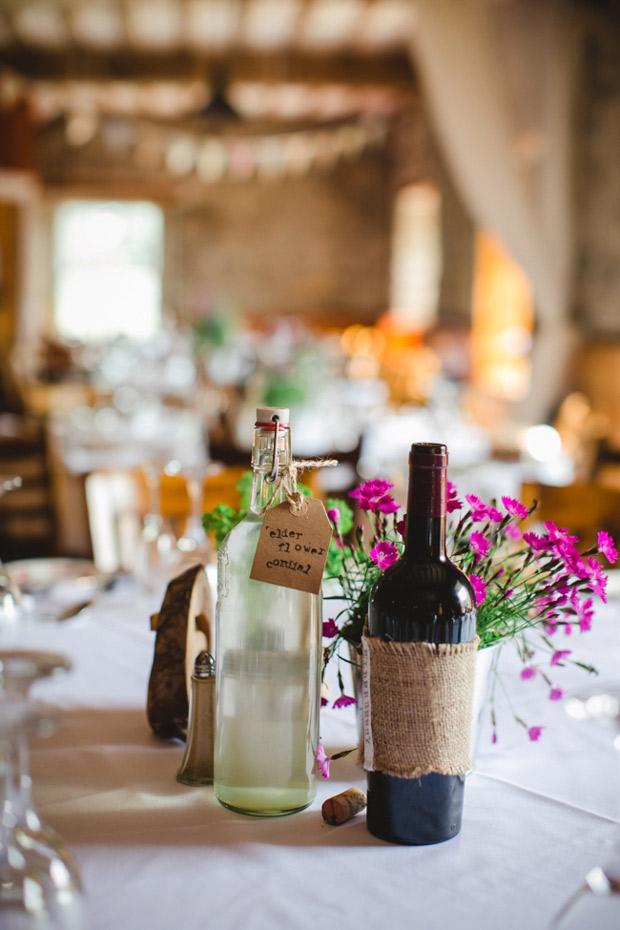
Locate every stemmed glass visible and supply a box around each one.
[0,651,83,901]
[0,697,85,928]
[135,461,175,595]
[550,686,620,928]
[165,460,214,571]
[0,475,24,629]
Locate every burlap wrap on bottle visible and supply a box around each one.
[361,634,480,778]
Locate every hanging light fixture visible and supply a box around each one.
[195,63,241,126]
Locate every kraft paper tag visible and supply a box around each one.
[250,498,333,594]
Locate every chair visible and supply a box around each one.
[0,413,58,560]
[521,480,620,550]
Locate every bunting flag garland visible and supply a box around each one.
[69,111,389,182]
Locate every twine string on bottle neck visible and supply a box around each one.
[258,458,338,515]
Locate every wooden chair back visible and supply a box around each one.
[521,480,620,551]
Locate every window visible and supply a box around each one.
[53,201,163,342]
[389,182,442,330]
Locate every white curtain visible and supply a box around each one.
[410,0,577,422]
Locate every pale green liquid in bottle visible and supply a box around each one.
[214,418,321,816]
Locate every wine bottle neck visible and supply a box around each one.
[405,514,446,559]
[248,423,292,515]
[404,460,447,560]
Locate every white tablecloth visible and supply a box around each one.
[7,577,620,930]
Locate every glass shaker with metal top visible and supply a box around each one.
[177,651,216,786]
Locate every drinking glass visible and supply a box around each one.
[167,462,214,570]
[135,461,175,595]
[0,699,85,928]
[0,651,83,897]
[0,475,24,631]
[550,686,620,929]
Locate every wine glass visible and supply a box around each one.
[0,475,24,631]
[0,651,83,899]
[549,686,620,928]
[0,698,86,928]
[134,461,175,596]
[165,459,214,571]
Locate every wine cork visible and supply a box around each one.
[321,788,367,826]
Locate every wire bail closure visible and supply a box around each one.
[265,414,280,484]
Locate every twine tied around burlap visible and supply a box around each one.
[258,458,338,516]
[361,634,480,778]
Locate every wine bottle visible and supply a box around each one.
[214,406,322,816]
[365,442,477,844]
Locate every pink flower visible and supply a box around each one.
[553,540,585,575]
[578,602,594,632]
[598,531,618,565]
[501,497,529,519]
[370,541,399,570]
[321,696,328,707]
[465,494,503,523]
[549,687,564,701]
[528,726,544,741]
[326,507,340,524]
[586,557,608,603]
[333,694,357,709]
[395,517,406,536]
[471,531,491,561]
[315,742,330,779]
[465,494,488,522]
[570,591,594,632]
[550,649,572,666]
[544,521,579,548]
[469,573,487,605]
[350,480,400,514]
[503,522,522,541]
[524,531,551,552]
[520,666,536,680]
[446,481,462,513]
[322,618,339,639]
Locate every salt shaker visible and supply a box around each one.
[176,651,215,786]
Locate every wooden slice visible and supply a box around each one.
[147,563,213,739]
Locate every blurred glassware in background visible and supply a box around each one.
[520,422,574,486]
[134,461,176,600]
[164,458,214,575]
[0,651,85,929]
[357,376,494,500]
[18,308,611,572]
[0,569,22,632]
[0,476,24,630]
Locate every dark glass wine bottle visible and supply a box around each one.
[365,442,476,845]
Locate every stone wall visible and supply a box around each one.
[162,150,391,326]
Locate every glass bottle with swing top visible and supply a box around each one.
[213,406,322,816]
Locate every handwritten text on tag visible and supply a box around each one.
[250,498,333,595]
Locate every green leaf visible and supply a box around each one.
[203,471,313,550]
[202,503,245,549]
[326,497,354,535]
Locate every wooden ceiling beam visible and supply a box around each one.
[0,46,415,88]
[0,7,21,45]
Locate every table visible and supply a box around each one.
[7,575,620,930]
